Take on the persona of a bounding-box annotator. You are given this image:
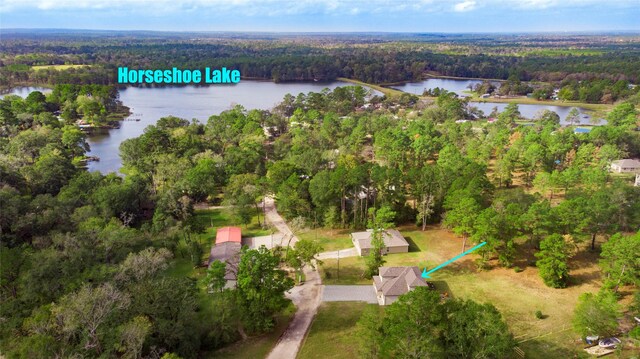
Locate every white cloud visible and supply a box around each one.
[518,0,556,8]
[1,0,638,14]
[454,0,476,12]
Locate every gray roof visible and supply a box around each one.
[612,159,640,168]
[209,242,241,280]
[351,229,409,250]
[373,266,428,296]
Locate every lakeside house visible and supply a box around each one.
[208,226,242,289]
[351,229,409,256]
[373,266,429,305]
[610,159,640,173]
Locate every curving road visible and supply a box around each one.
[264,196,323,359]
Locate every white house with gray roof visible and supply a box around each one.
[351,229,409,256]
[373,266,429,305]
[610,159,640,173]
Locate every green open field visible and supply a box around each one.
[315,225,620,358]
[468,95,611,111]
[298,302,379,359]
[297,227,353,252]
[31,64,90,71]
[337,77,406,97]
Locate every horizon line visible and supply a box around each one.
[3,28,640,35]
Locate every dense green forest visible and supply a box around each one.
[2,31,640,104]
[1,81,639,357]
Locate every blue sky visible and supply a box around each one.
[1,0,639,32]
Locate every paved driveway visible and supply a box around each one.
[316,247,358,260]
[322,285,377,303]
[242,233,286,249]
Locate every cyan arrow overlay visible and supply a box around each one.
[422,242,487,279]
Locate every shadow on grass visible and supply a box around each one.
[321,262,368,285]
[518,339,589,359]
[569,269,602,287]
[431,280,455,299]
[404,236,422,252]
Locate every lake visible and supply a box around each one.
[391,77,600,124]
[468,102,600,125]
[86,81,376,173]
[0,86,52,98]
[391,78,497,96]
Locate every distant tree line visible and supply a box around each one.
[2,34,640,105]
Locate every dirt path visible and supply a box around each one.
[264,196,323,359]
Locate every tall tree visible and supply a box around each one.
[52,283,130,355]
[444,191,481,253]
[364,206,395,279]
[223,173,264,226]
[573,290,621,338]
[535,234,570,288]
[599,232,640,291]
[236,246,294,333]
[205,261,228,293]
[286,239,323,284]
[443,300,515,358]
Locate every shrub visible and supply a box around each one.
[535,310,544,319]
[630,326,640,340]
[324,270,332,279]
[514,266,523,273]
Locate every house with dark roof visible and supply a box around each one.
[209,227,243,289]
[351,229,409,256]
[373,266,429,305]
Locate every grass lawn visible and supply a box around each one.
[297,227,353,252]
[466,95,610,111]
[210,303,296,359]
[298,302,379,359]
[317,224,612,358]
[31,65,90,71]
[194,208,272,241]
[31,64,90,71]
[337,77,406,97]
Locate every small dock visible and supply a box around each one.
[79,155,100,163]
[584,346,615,357]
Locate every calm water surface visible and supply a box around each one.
[468,102,601,125]
[0,86,52,98]
[391,78,496,96]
